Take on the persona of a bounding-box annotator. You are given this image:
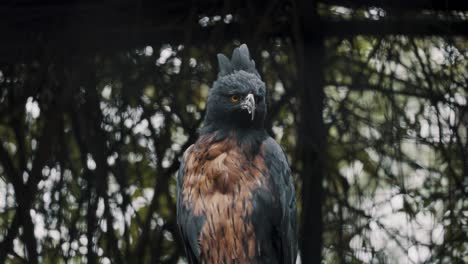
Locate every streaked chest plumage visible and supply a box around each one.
[181,134,269,263]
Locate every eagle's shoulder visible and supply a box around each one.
[261,137,291,185]
[177,144,193,186]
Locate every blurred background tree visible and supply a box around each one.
[0,1,466,263]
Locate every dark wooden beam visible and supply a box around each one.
[298,0,326,262]
[0,1,467,64]
[321,0,468,11]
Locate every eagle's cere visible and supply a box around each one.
[177,44,298,264]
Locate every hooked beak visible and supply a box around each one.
[240,93,256,121]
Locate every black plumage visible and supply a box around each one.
[177,44,297,263]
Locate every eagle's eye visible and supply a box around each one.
[230,95,239,102]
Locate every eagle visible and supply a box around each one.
[177,44,298,264]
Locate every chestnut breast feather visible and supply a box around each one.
[181,135,269,263]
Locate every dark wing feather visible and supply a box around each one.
[263,137,298,264]
[176,146,203,264]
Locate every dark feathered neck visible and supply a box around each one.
[198,127,268,157]
[199,119,264,134]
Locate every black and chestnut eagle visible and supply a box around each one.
[177,44,297,263]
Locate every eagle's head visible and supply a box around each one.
[202,44,267,132]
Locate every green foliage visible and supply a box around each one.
[323,36,467,263]
[0,16,466,264]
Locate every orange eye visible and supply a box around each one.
[230,95,239,102]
